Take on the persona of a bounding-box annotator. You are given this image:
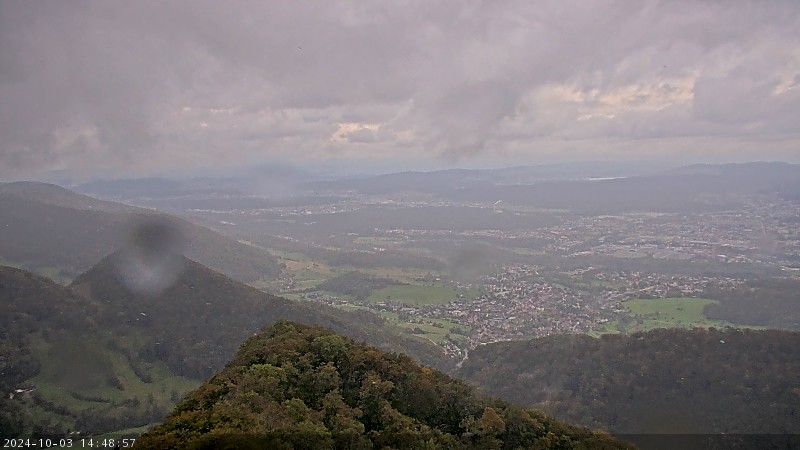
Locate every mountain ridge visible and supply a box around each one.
[0,181,281,282]
[137,321,628,449]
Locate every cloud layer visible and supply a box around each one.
[1,0,799,177]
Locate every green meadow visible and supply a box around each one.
[379,312,470,347]
[596,297,734,334]
[368,284,480,306]
[25,334,198,433]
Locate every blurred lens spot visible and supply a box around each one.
[115,217,188,295]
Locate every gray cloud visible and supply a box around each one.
[1,0,799,178]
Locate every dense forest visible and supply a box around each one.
[703,278,800,330]
[138,321,627,449]
[459,328,800,434]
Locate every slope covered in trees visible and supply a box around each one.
[138,321,627,449]
[703,278,800,330]
[0,265,178,436]
[71,252,448,377]
[459,328,800,434]
[1,255,449,436]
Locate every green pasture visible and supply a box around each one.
[596,297,733,335]
[368,284,479,306]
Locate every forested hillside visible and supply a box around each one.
[459,328,800,434]
[0,182,281,282]
[0,265,176,436]
[1,256,449,437]
[703,278,800,330]
[137,321,627,449]
[71,252,449,378]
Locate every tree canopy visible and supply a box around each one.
[138,321,627,449]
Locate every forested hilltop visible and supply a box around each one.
[459,328,800,434]
[137,321,628,449]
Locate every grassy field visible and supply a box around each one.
[27,334,198,432]
[357,266,441,284]
[283,259,335,290]
[367,284,479,306]
[380,312,469,347]
[596,297,732,334]
[263,249,436,289]
[251,250,339,293]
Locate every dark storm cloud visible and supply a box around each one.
[1,0,799,177]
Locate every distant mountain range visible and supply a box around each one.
[35,161,800,216]
[312,162,800,213]
[308,161,665,193]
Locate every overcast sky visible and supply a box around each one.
[1,0,799,179]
